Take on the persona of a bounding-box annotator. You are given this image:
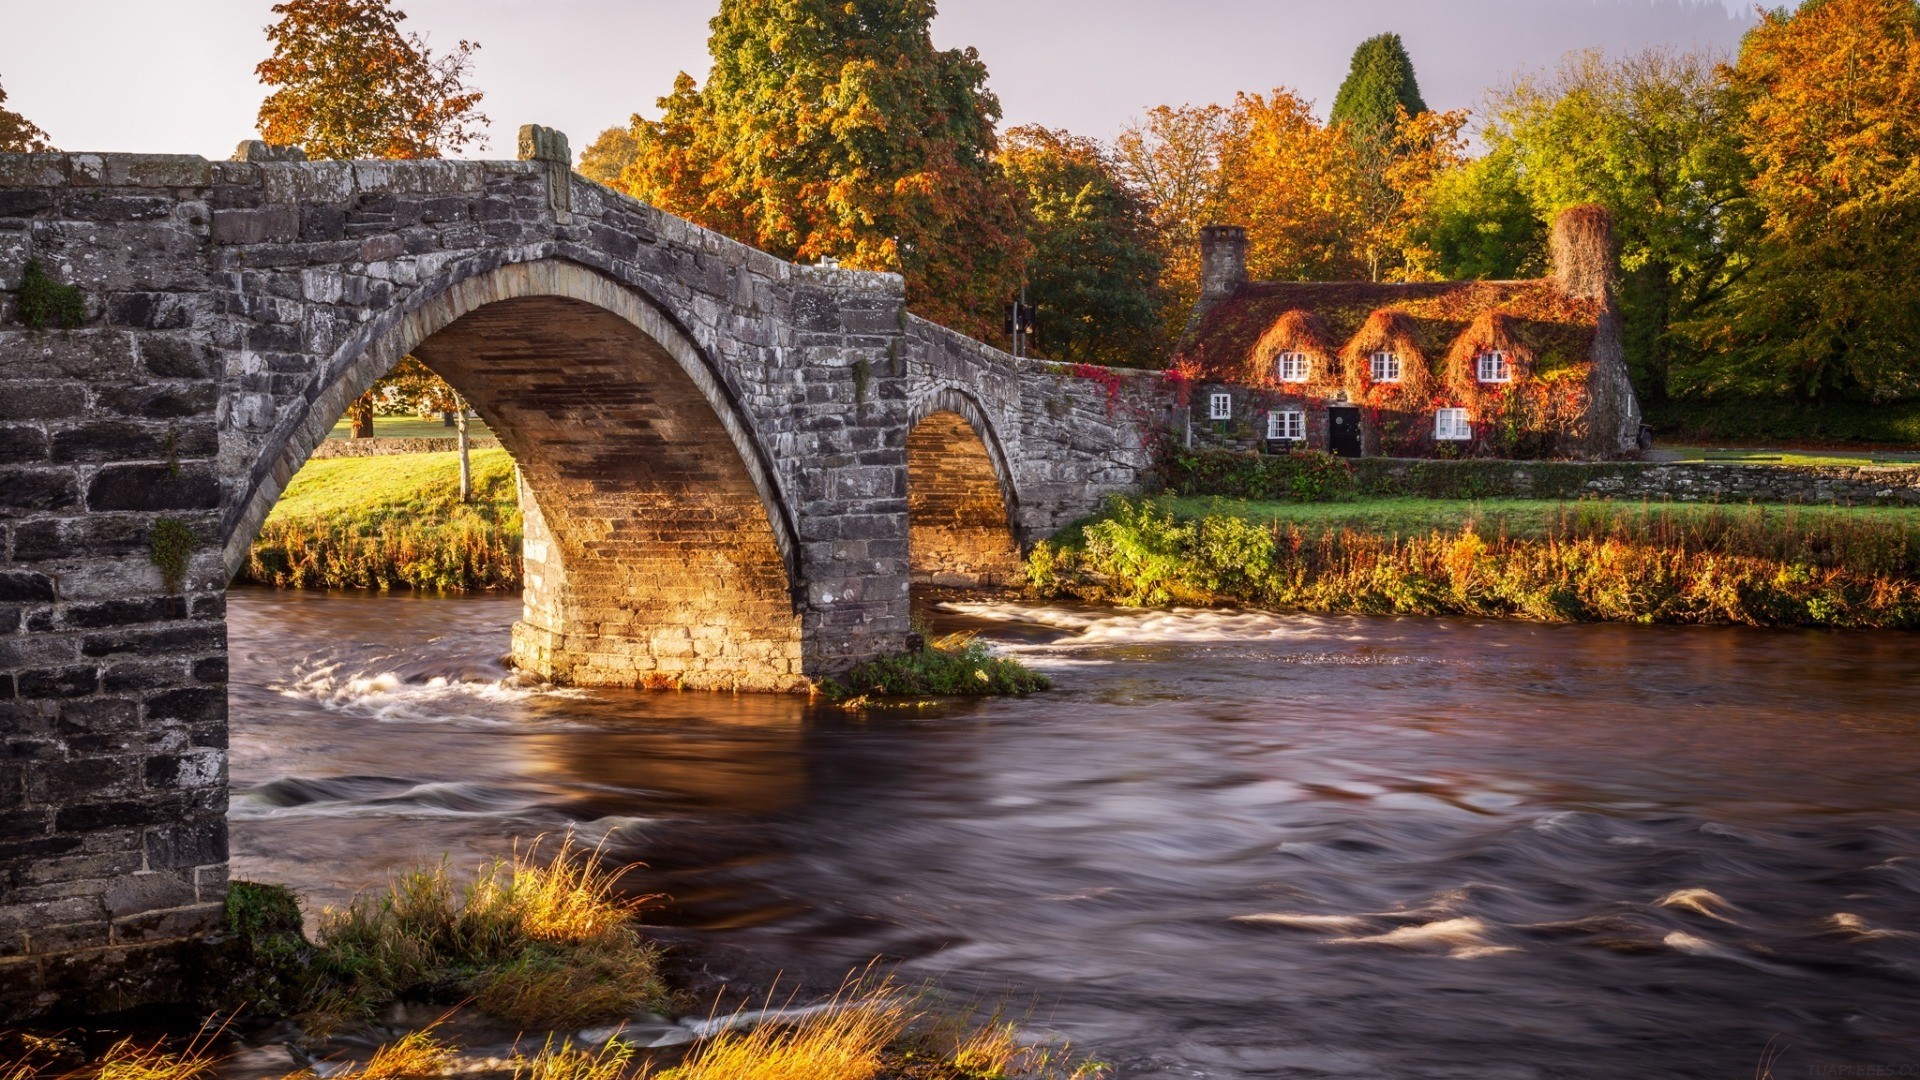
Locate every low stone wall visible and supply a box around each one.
[1353,458,1920,506]
[308,437,503,459]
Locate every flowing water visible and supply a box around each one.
[228,590,1920,1080]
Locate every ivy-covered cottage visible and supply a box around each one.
[1173,205,1643,459]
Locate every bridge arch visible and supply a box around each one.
[227,257,806,691]
[904,386,1024,587]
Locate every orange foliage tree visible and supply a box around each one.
[255,0,486,436]
[0,75,52,152]
[255,0,487,161]
[607,0,1025,341]
[1703,0,1920,401]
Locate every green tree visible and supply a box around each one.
[578,124,640,188]
[1696,0,1920,402]
[612,0,1026,340]
[1412,148,1546,280]
[998,126,1165,366]
[0,75,53,152]
[255,0,487,160]
[1483,47,1755,401]
[1329,33,1429,143]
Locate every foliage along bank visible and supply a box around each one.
[1028,495,1920,630]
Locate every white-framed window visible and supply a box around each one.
[1268,409,1306,441]
[1370,351,1402,383]
[1476,350,1512,383]
[1209,392,1233,420]
[1275,351,1310,383]
[1435,408,1473,441]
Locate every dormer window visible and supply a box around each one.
[1209,392,1232,421]
[1275,351,1310,383]
[1436,408,1473,441]
[1268,409,1305,441]
[1476,350,1512,383]
[1370,351,1402,383]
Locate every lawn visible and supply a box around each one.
[242,448,521,591]
[1659,446,1920,467]
[1151,494,1920,539]
[325,413,496,440]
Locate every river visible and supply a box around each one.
[227,590,1920,1080]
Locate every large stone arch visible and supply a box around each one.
[904,386,1024,587]
[227,258,806,691]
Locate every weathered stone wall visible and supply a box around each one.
[307,435,503,459]
[0,142,1170,1016]
[1354,457,1920,505]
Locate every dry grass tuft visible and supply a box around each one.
[315,834,666,1029]
[510,1037,634,1080]
[356,1028,456,1080]
[660,977,913,1080]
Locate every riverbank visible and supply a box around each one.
[241,448,522,591]
[3,840,1102,1079]
[1029,495,1920,628]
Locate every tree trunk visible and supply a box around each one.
[350,392,375,439]
[455,399,472,503]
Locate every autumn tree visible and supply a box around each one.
[0,75,53,152]
[256,0,486,438]
[578,124,639,188]
[255,0,487,160]
[1114,103,1243,335]
[1478,47,1754,400]
[1701,0,1920,402]
[608,0,1026,339]
[997,126,1164,367]
[1219,90,1366,282]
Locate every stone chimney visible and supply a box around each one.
[1198,225,1248,310]
[1549,205,1616,301]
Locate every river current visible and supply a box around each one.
[227,590,1920,1079]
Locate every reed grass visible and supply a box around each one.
[511,1038,634,1080]
[1030,496,1920,628]
[241,449,520,592]
[356,1029,455,1080]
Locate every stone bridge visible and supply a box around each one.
[0,131,1166,1014]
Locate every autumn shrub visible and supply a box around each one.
[1156,447,1358,502]
[1032,496,1920,628]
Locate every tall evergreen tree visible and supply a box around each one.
[1329,33,1428,140]
[615,0,1026,340]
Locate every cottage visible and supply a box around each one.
[1173,206,1643,459]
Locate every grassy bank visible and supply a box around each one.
[1030,496,1920,628]
[241,448,521,592]
[25,840,1105,1080]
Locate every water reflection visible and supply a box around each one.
[229,590,1920,1079]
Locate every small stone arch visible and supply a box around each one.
[905,386,1024,587]
[225,256,807,691]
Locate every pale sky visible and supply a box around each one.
[1,0,1757,160]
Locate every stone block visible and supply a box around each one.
[86,464,221,511]
[210,207,299,245]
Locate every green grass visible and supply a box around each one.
[1152,494,1920,541]
[326,414,496,440]
[241,448,521,591]
[1659,446,1920,467]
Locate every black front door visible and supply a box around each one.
[1328,405,1362,458]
